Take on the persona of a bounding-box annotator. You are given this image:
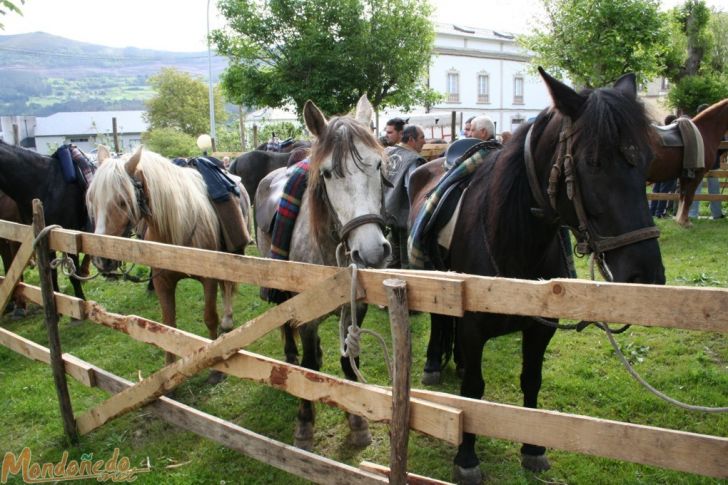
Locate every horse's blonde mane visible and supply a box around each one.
[88,150,220,249]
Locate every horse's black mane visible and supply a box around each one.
[478,85,653,277]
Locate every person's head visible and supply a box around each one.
[402,125,426,153]
[696,103,710,114]
[500,131,512,144]
[385,117,405,145]
[664,114,677,125]
[463,116,475,138]
[470,115,495,141]
[222,156,230,169]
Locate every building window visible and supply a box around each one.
[69,137,89,143]
[477,73,490,103]
[660,77,669,91]
[511,116,525,131]
[513,75,524,104]
[447,70,460,103]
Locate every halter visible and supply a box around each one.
[524,117,660,272]
[316,167,387,265]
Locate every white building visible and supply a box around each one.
[379,23,551,140]
[34,110,147,155]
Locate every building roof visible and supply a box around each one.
[434,22,516,42]
[35,110,148,136]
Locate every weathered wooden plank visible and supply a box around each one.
[11,222,728,331]
[0,230,34,313]
[412,389,728,479]
[0,327,95,387]
[0,219,30,242]
[462,277,728,331]
[1,278,86,322]
[51,231,465,316]
[647,193,728,201]
[75,270,355,435]
[84,301,463,445]
[384,278,412,485]
[359,461,454,485]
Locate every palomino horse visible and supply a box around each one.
[0,191,27,318]
[648,98,728,226]
[255,95,391,450]
[86,146,250,374]
[408,68,665,483]
[0,141,90,300]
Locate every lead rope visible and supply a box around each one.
[583,245,726,412]
[30,224,98,281]
[334,251,392,384]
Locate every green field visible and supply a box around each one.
[0,216,726,484]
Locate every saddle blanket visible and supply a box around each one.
[408,145,495,269]
[261,159,310,303]
[653,117,704,171]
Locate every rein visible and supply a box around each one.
[524,118,660,276]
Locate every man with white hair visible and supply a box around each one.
[470,115,496,141]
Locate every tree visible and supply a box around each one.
[144,68,227,138]
[520,0,669,88]
[0,1,23,30]
[663,1,728,113]
[212,0,438,115]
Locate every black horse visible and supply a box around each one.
[409,68,665,483]
[0,141,89,300]
[229,147,310,202]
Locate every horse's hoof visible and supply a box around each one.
[521,453,550,472]
[346,414,371,448]
[421,370,442,386]
[294,420,314,450]
[453,464,482,485]
[220,316,234,333]
[207,370,227,385]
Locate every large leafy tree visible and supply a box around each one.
[212,0,437,115]
[520,0,669,88]
[144,68,227,138]
[664,1,728,114]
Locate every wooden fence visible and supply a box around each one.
[0,216,726,482]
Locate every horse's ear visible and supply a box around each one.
[124,146,143,176]
[96,145,111,164]
[354,94,373,126]
[304,100,328,138]
[613,72,637,99]
[538,66,585,120]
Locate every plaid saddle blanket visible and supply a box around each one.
[261,159,310,303]
[408,144,496,269]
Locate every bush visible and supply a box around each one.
[666,73,728,115]
[142,128,199,158]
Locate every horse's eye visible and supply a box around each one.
[321,169,332,179]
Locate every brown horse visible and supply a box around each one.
[0,191,27,318]
[648,98,728,226]
[86,146,250,377]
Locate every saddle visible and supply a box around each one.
[653,117,704,174]
[53,144,95,190]
[409,140,500,269]
[189,157,250,253]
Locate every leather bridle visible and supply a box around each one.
[524,117,660,266]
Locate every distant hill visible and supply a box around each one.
[0,32,228,116]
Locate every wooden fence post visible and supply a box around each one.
[384,278,411,485]
[112,117,120,154]
[32,199,79,444]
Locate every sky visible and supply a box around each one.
[2,0,727,52]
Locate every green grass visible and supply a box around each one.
[1,216,727,484]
